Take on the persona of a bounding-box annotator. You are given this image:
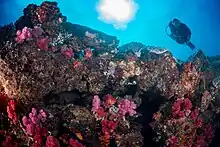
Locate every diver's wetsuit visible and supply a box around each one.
[167,19,195,50]
[169,21,191,44]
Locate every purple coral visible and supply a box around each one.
[118,99,137,116]
[32,26,44,38]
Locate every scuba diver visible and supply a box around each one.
[166,18,195,50]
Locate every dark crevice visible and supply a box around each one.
[134,88,166,147]
[43,89,93,109]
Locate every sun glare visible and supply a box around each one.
[96,0,139,29]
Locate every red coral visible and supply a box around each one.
[183,98,192,110]
[7,100,17,124]
[190,107,199,120]
[101,119,117,135]
[103,94,116,107]
[90,95,137,145]
[96,107,106,119]
[172,100,181,117]
[46,136,60,147]
[172,98,192,118]
[194,117,203,128]
[195,135,206,147]
[35,126,48,137]
[153,112,161,121]
[33,134,43,147]
[73,60,82,69]
[36,38,49,50]
[61,48,73,59]
[203,123,214,142]
[152,93,215,147]
[168,136,178,147]
[68,138,84,147]
[84,48,93,59]
[2,136,19,147]
[8,100,16,111]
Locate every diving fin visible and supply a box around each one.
[186,41,195,50]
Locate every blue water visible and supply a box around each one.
[0,0,220,60]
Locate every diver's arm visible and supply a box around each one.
[169,22,176,34]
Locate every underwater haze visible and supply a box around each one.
[1,1,220,147]
[0,0,220,60]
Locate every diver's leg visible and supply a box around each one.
[186,41,195,50]
[175,37,185,44]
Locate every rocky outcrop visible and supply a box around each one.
[0,38,203,107]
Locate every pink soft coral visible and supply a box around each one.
[15,26,49,51]
[16,26,44,44]
[183,98,192,110]
[26,123,35,136]
[16,27,32,43]
[91,95,101,113]
[92,95,106,119]
[172,98,193,118]
[118,99,137,116]
[22,108,47,136]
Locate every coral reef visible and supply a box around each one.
[0,1,220,147]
